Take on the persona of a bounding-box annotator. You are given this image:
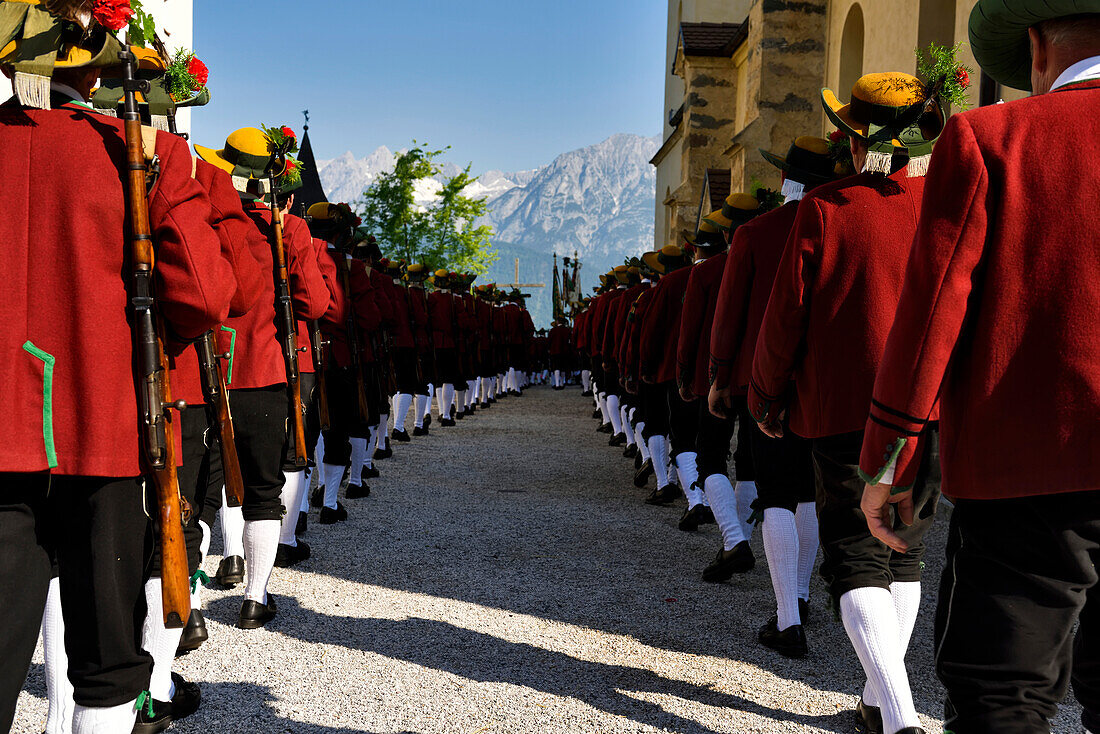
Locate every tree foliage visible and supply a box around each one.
[357,143,498,274]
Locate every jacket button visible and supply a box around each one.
[886,443,895,452]
[883,453,891,461]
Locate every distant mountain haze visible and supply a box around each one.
[317,133,660,327]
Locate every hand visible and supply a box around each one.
[678,384,694,402]
[757,409,785,439]
[861,483,913,554]
[708,384,731,418]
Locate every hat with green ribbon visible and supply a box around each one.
[0,0,126,108]
[760,136,838,187]
[92,46,210,128]
[969,0,1100,91]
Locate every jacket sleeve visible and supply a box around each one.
[859,116,987,487]
[710,231,755,390]
[638,286,667,379]
[677,271,706,397]
[149,132,234,340]
[203,164,266,318]
[285,216,330,320]
[748,199,821,422]
[351,262,382,333]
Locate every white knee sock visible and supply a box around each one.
[394,394,413,431]
[621,407,633,444]
[598,394,610,425]
[795,502,819,601]
[606,395,622,434]
[425,385,435,416]
[702,474,745,551]
[375,415,389,450]
[647,435,670,488]
[866,581,923,708]
[455,390,466,414]
[350,437,369,477]
[220,490,245,558]
[278,470,306,547]
[636,424,650,461]
[43,578,74,734]
[840,587,922,733]
[675,452,702,507]
[736,480,759,541]
[142,579,183,702]
[243,520,281,605]
[467,380,478,404]
[414,394,429,427]
[322,462,343,509]
[198,520,211,564]
[581,370,591,391]
[72,700,137,734]
[762,508,801,631]
[300,467,313,513]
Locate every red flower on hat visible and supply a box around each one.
[92,0,134,31]
[956,68,971,89]
[829,129,846,143]
[187,57,209,90]
[281,126,297,141]
[284,159,298,173]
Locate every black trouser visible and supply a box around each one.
[639,381,669,440]
[602,363,620,398]
[935,491,1100,734]
[321,367,372,467]
[696,400,734,480]
[228,386,288,522]
[0,474,151,725]
[749,417,814,513]
[394,347,427,396]
[667,384,698,458]
[435,348,462,386]
[812,430,939,604]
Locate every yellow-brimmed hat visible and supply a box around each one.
[821,72,945,175]
[195,127,274,181]
[642,244,690,275]
[759,136,838,186]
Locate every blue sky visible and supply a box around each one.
[192,0,665,172]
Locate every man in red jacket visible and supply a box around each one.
[604,266,644,447]
[548,319,572,389]
[196,126,329,631]
[710,138,841,658]
[405,265,436,435]
[383,260,423,441]
[429,271,462,425]
[859,7,1100,732]
[750,70,950,734]
[0,13,233,730]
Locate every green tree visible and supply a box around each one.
[357,143,498,274]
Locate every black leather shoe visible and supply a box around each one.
[696,506,716,525]
[634,452,643,470]
[582,390,593,397]
[346,484,371,499]
[609,432,627,447]
[214,555,244,587]
[440,417,456,427]
[488,396,497,404]
[374,446,393,460]
[856,698,884,734]
[362,465,380,480]
[592,408,603,419]
[413,425,429,436]
[701,541,755,582]
[468,405,476,414]
[894,730,925,734]
[758,617,808,658]
[633,458,654,488]
[175,610,208,655]
[132,673,201,733]
[319,503,348,524]
[295,510,307,536]
[423,413,432,427]
[454,410,465,420]
[275,541,311,568]
[678,505,708,531]
[645,484,680,506]
[310,486,324,508]
[597,423,613,434]
[622,444,637,459]
[237,596,277,629]
[392,429,411,442]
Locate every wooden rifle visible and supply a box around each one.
[119,45,189,629]
[309,320,331,430]
[266,155,307,467]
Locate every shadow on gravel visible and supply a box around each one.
[218,595,858,734]
[173,680,421,734]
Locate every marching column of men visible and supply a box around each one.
[571,4,1100,733]
[0,5,538,732]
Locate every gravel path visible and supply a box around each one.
[13,386,1082,733]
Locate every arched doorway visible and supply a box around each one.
[838,4,864,96]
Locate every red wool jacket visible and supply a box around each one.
[605,283,646,366]
[573,309,589,353]
[860,82,1100,499]
[639,266,692,385]
[549,325,572,356]
[621,286,657,386]
[170,160,267,406]
[475,298,493,353]
[388,280,416,350]
[677,253,727,401]
[749,169,926,439]
[406,286,432,353]
[429,290,458,350]
[710,202,800,396]
[0,100,233,476]
[319,253,381,369]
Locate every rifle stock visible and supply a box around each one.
[120,46,189,629]
[198,331,244,507]
[310,320,331,430]
[269,193,308,467]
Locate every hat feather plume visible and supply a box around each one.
[43,0,94,28]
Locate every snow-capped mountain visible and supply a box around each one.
[318,132,660,326]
